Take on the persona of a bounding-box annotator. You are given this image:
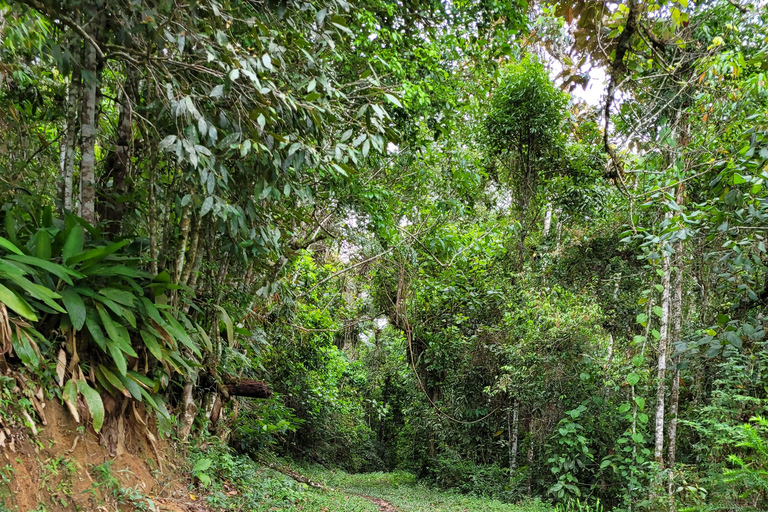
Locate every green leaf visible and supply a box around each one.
[193,458,212,472]
[636,313,648,325]
[116,372,143,400]
[97,365,130,397]
[384,93,402,108]
[62,379,80,423]
[6,255,82,285]
[128,371,155,391]
[0,283,38,321]
[60,289,86,330]
[725,331,743,349]
[98,288,137,307]
[33,230,51,260]
[162,312,201,357]
[0,236,24,255]
[61,227,83,264]
[635,397,646,411]
[85,312,108,352]
[66,240,130,266]
[76,380,105,432]
[214,305,234,348]
[140,329,164,361]
[106,340,128,376]
[652,305,664,318]
[632,354,644,367]
[626,373,640,386]
[6,274,65,313]
[96,304,137,357]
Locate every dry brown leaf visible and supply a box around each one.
[56,348,67,386]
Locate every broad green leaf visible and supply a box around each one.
[97,365,130,397]
[384,93,402,108]
[0,236,24,255]
[33,230,51,260]
[652,305,664,318]
[6,274,65,313]
[62,379,80,423]
[162,312,201,357]
[128,371,155,391]
[116,372,143,400]
[6,255,82,285]
[193,458,212,472]
[96,304,137,357]
[61,227,83,264]
[140,329,164,361]
[66,240,131,266]
[76,380,105,432]
[626,373,640,386]
[214,305,234,348]
[85,312,107,352]
[98,288,137,307]
[106,340,128,376]
[60,289,86,330]
[0,283,38,321]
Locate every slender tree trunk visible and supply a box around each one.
[667,189,685,501]
[78,43,99,224]
[178,379,196,442]
[654,212,673,464]
[175,205,192,283]
[149,159,158,275]
[181,216,201,285]
[509,398,519,476]
[542,203,553,237]
[107,72,135,232]
[59,73,80,213]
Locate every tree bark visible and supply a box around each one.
[542,203,553,237]
[226,380,272,398]
[103,71,135,232]
[178,379,196,442]
[509,398,519,476]
[78,43,100,224]
[654,212,673,464]
[59,73,79,213]
[668,187,685,501]
[175,204,192,285]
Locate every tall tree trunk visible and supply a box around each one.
[59,73,80,213]
[175,204,192,283]
[542,203,553,237]
[509,398,519,477]
[105,71,135,233]
[654,212,673,464]
[181,216,201,286]
[149,158,158,275]
[78,43,100,224]
[667,189,685,500]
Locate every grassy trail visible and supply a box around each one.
[296,468,552,512]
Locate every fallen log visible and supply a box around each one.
[225,379,272,398]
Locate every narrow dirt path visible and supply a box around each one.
[360,495,399,512]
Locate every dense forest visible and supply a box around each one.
[1,0,768,510]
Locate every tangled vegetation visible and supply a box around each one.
[2,0,768,510]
